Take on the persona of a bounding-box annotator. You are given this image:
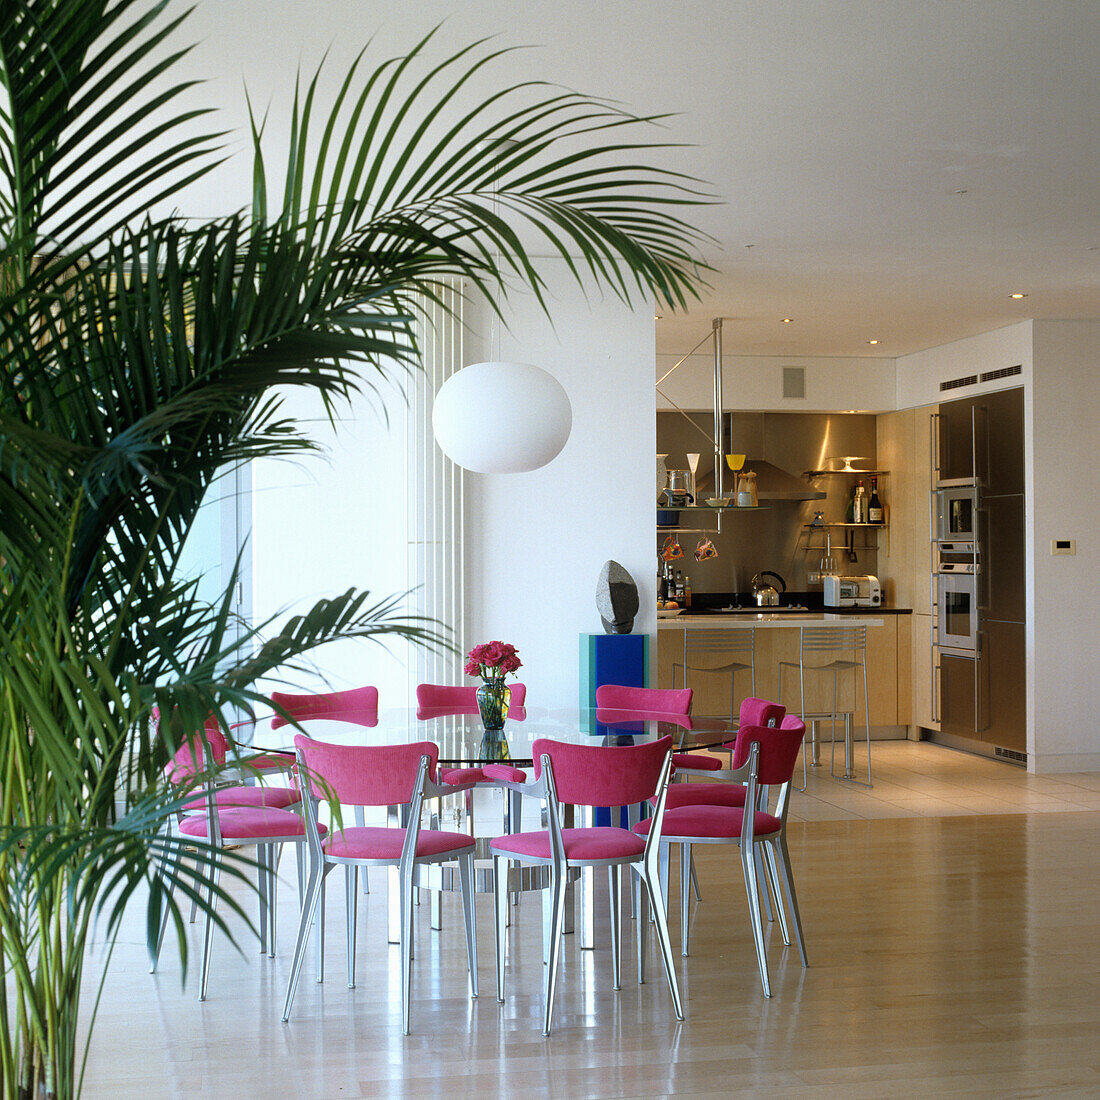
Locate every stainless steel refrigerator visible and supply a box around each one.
[933,387,1026,756]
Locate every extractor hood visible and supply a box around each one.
[739,459,826,501]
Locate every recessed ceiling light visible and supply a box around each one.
[1010,292,1028,299]
[868,339,879,345]
[781,317,793,324]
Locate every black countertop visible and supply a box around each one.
[680,591,911,615]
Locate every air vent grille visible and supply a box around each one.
[783,366,806,399]
[994,746,1028,767]
[940,374,978,392]
[980,364,1023,383]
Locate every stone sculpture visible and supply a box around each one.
[595,559,639,634]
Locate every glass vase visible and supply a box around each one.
[476,680,510,731]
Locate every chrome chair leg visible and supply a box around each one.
[345,866,358,988]
[282,855,326,1021]
[633,869,647,985]
[198,854,221,1002]
[493,854,509,1004]
[680,842,692,957]
[774,834,809,967]
[543,862,569,1036]
[643,843,684,1020]
[608,865,622,990]
[459,852,479,999]
[741,841,770,998]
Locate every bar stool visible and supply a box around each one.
[671,628,755,721]
[777,625,871,788]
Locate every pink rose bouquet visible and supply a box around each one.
[464,640,522,683]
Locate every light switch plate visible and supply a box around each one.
[1051,539,1076,555]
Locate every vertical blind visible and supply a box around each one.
[405,282,466,698]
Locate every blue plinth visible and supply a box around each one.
[579,632,649,711]
[580,632,650,826]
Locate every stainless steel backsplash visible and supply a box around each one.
[658,410,880,594]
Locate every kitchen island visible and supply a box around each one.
[657,608,911,733]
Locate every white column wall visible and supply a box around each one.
[1029,320,1100,771]
[463,265,656,706]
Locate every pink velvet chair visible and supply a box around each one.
[281,737,479,1034]
[594,683,715,775]
[415,681,527,714]
[634,716,809,996]
[152,720,313,1000]
[489,736,682,1035]
[270,684,380,729]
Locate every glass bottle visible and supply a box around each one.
[868,477,884,524]
[853,480,867,523]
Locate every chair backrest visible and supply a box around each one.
[531,736,674,807]
[415,682,527,709]
[294,735,438,806]
[163,715,228,784]
[739,697,785,728]
[800,626,867,653]
[730,716,806,785]
[271,686,379,729]
[594,684,692,715]
[685,627,755,655]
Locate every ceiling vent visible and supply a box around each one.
[782,366,806,399]
[940,374,978,392]
[980,364,1022,383]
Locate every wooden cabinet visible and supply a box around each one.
[657,618,905,731]
[910,612,939,732]
[876,405,934,614]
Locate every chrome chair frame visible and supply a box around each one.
[778,625,871,788]
[672,627,756,720]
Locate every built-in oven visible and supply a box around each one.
[933,566,979,655]
[934,479,979,544]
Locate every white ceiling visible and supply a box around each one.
[189,0,1100,361]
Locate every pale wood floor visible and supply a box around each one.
[80,743,1100,1098]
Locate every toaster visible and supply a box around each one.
[823,574,882,607]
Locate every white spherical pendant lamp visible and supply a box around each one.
[432,361,572,473]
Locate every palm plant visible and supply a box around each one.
[0,1,709,1096]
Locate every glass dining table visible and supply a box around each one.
[246,704,739,949]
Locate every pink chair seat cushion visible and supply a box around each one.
[440,766,484,785]
[181,786,300,812]
[481,763,527,783]
[492,827,645,862]
[633,804,780,840]
[671,752,723,772]
[324,826,475,860]
[663,782,748,810]
[179,806,314,840]
[246,751,294,771]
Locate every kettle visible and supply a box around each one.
[661,469,695,506]
[751,570,786,607]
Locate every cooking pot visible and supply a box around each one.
[751,570,786,607]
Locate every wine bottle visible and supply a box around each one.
[868,477,884,524]
[853,480,867,523]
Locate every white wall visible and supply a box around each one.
[464,265,656,706]
[657,353,896,413]
[1029,321,1100,771]
[894,322,1033,410]
[250,381,413,700]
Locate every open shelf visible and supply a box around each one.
[804,469,889,478]
[804,522,886,529]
